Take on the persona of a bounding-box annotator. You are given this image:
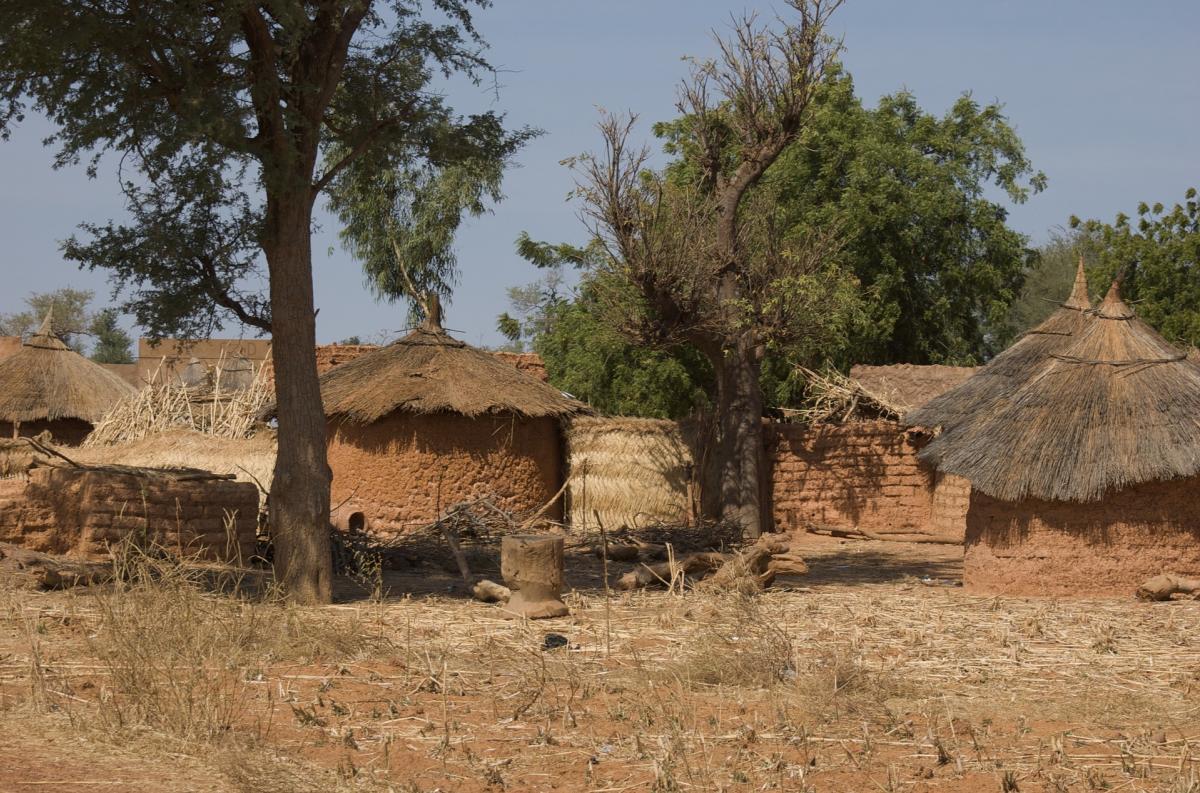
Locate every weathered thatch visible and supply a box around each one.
[788,367,905,424]
[920,282,1200,502]
[567,417,695,531]
[848,364,976,413]
[0,315,134,425]
[907,258,1093,446]
[318,318,587,423]
[74,429,276,501]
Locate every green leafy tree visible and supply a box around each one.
[1006,229,1101,336]
[89,308,135,364]
[0,287,96,351]
[1070,189,1200,346]
[0,1,526,602]
[660,68,1045,365]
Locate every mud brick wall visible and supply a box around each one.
[769,420,968,540]
[328,412,562,537]
[0,467,258,561]
[964,479,1200,597]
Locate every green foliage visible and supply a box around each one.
[0,0,525,338]
[0,287,95,351]
[1007,229,1101,336]
[658,68,1044,365]
[328,125,536,319]
[535,276,712,419]
[1070,188,1200,347]
[89,308,135,364]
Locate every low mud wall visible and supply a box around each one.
[964,480,1200,597]
[769,420,969,541]
[0,467,258,561]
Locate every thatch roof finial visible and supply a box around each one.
[1098,279,1133,319]
[1064,255,1091,310]
[27,310,68,351]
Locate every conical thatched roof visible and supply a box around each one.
[0,314,136,424]
[917,282,1200,503]
[906,258,1093,445]
[318,314,587,423]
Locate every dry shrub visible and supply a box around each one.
[793,645,905,720]
[88,545,390,741]
[672,595,795,688]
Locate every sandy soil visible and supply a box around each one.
[3,533,1199,792]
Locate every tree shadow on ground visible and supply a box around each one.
[797,545,962,587]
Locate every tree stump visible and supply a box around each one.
[500,535,569,619]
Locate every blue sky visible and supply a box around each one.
[0,0,1196,349]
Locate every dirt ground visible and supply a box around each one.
[3,533,1200,793]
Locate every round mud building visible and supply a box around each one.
[319,308,587,537]
[0,314,135,445]
[916,281,1200,596]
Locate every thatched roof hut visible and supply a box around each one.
[319,327,583,423]
[321,309,586,536]
[0,314,135,444]
[907,259,1093,457]
[923,282,1200,503]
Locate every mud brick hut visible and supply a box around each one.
[0,315,135,445]
[913,281,1200,596]
[320,309,587,537]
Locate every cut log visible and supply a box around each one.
[500,535,569,619]
[471,578,512,603]
[615,552,729,591]
[1135,573,1200,601]
[0,543,112,590]
[615,537,808,592]
[806,525,961,545]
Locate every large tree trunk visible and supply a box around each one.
[709,330,770,539]
[265,196,333,604]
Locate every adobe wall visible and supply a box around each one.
[0,418,94,446]
[328,412,562,537]
[769,420,968,540]
[0,467,258,561]
[964,480,1200,597]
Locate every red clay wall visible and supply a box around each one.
[328,412,562,537]
[964,480,1200,597]
[769,420,969,540]
[0,467,258,561]
[0,418,93,446]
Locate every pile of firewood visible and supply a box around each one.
[608,536,808,592]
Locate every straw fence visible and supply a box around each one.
[566,417,697,531]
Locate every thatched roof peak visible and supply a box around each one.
[919,294,1200,502]
[1064,256,1091,310]
[26,312,68,351]
[0,313,135,425]
[1094,280,1134,319]
[318,323,587,423]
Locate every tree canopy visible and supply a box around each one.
[0,0,529,602]
[1070,188,1200,347]
[0,288,134,362]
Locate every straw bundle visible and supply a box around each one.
[923,282,1200,502]
[567,416,695,531]
[85,355,271,446]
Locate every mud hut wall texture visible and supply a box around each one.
[964,481,1200,597]
[566,417,695,531]
[0,467,258,561]
[770,420,969,539]
[327,412,561,536]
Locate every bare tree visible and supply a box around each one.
[573,1,846,537]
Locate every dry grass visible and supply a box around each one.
[5,551,1200,791]
[85,355,273,447]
